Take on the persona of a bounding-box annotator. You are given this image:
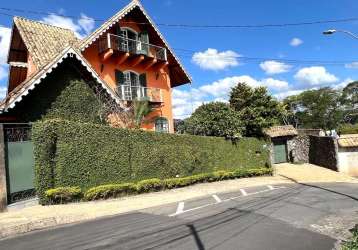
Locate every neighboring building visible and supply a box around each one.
[0,0,191,133]
[263,125,298,164]
[337,134,358,176]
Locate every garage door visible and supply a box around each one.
[274,141,287,164]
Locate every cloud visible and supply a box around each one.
[334,78,354,89]
[42,13,95,38]
[274,89,304,100]
[294,66,338,86]
[172,75,290,118]
[0,86,6,99]
[261,78,289,89]
[0,66,7,80]
[172,88,205,119]
[0,26,11,65]
[78,14,95,35]
[259,60,292,75]
[192,48,240,71]
[0,26,11,92]
[345,62,358,69]
[290,38,303,47]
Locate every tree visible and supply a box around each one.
[184,102,242,137]
[229,83,282,136]
[341,81,358,123]
[93,85,155,129]
[283,87,344,130]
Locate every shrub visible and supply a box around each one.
[339,123,358,135]
[136,179,163,193]
[45,186,82,204]
[84,183,137,201]
[342,225,358,250]
[45,167,273,203]
[33,119,270,204]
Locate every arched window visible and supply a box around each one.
[155,117,169,133]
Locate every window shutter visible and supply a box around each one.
[139,31,149,55]
[139,73,147,87]
[115,70,124,86]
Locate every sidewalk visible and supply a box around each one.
[0,163,357,239]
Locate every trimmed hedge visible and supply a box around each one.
[45,186,82,204]
[33,119,270,204]
[81,167,272,201]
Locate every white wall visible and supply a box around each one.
[337,147,358,176]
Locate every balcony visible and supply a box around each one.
[117,85,163,103]
[99,33,167,62]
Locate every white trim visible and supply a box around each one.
[9,62,28,68]
[2,46,121,112]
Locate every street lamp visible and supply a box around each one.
[323,29,358,40]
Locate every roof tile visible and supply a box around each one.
[14,16,79,68]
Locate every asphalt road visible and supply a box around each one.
[1,182,358,250]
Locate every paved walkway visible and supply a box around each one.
[0,163,357,239]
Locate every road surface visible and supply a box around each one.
[1,182,357,250]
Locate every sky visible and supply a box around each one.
[1,0,358,119]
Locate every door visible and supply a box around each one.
[4,125,35,203]
[273,140,287,164]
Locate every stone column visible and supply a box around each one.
[0,124,7,212]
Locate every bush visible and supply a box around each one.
[33,119,270,204]
[84,183,137,201]
[46,167,273,203]
[342,225,358,250]
[45,186,82,204]
[339,123,358,135]
[136,179,163,193]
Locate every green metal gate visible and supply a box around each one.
[4,125,35,203]
[273,140,288,164]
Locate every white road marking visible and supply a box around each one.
[267,185,275,190]
[176,202,185,215]
[168,186,287,217]
[212,194,222,203]
[240,189,248,196]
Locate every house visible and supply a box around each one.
[263,125,298,164]
[0,0,191,133]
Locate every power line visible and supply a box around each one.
[2,28,357,66]
[1,6,358,28]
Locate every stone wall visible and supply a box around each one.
[288,135,310,163]
[309,136,338,171]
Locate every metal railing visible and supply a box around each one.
[99,33,168,61]
[117,85,163,102]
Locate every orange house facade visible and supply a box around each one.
[0,0,191,133]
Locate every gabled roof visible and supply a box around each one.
[11,16,79,68]
[79,0,191,86]
[1,46,120,112]
[263,125,298,138]
[338,134,358,148]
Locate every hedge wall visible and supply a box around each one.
[33,119,270,203]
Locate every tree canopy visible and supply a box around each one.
[183,102,242,137]
[229,83,282,136]
[283,87,344,130]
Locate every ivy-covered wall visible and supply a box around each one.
[1,60,104,124]
[33,119,271,203]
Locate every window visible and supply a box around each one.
[117,26,149,55]
[155,117,169,133]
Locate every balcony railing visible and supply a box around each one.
[117,85,163,102]
[99,33,167,61]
